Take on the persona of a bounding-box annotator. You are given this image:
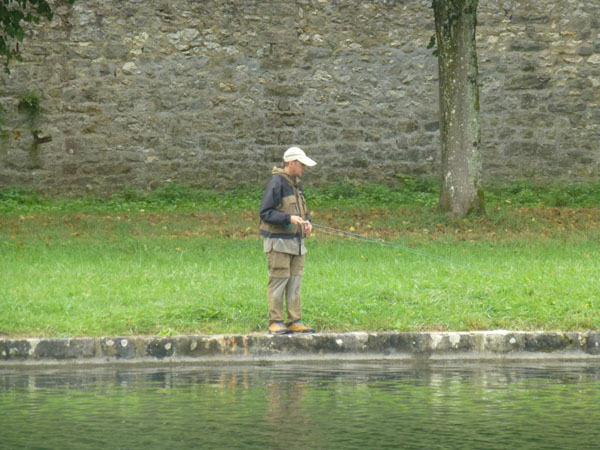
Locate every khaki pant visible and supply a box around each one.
[266,251,305,325]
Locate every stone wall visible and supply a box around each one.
[0,0,598,194]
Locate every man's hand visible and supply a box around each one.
[290,215,312,235]
[303,221,313,235]
[290,215,306,226]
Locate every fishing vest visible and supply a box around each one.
[259,169,308,238]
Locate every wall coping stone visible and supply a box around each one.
[1,331,599,365]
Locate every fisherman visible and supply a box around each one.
[259,147,317,335]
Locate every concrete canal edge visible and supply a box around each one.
[1,331,600,365]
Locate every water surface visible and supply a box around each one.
[1,361,599,449]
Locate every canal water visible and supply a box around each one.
[1,361,599,449]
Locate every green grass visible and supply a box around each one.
[3,180,600,213]
[0,212,598,337]
[306,240,598,332]
[0,238,266,336]
[0,181,599,337]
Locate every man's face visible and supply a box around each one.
[288,160,307,176]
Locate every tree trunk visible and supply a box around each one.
[433,0,484,218]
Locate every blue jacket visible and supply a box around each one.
[259,168,309,239]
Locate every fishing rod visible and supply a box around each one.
[310,222,504,280]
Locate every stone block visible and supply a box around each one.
[547,102,587,114]
[396,120,419,133]
[424,121,439,132]
[510,13,551,24]
[522,333,571,353]
[584,333,600,355]
[505,74,551,90]
[509,40,549,52]
[587,54,600,65]
[34,339,97,360]
[264,85,306,97]
[100,338,138,359]
[146,339,176,359]
[0,340,31,360]
[576,46,594,56]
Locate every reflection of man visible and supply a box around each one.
[259,147,317,335]
[266,380,309,443]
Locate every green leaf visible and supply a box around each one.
[427,34,436,49]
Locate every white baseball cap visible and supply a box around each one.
[283,146,317,167]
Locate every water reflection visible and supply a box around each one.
[1,361,600,449]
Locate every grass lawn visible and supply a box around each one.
[1,187,599,337]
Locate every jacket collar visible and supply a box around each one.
[272,167,300,187]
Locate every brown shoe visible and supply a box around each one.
[287,320,315,333]
[268,321,291,335]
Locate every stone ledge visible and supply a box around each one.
[1,331,599,365]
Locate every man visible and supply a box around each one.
[259,146,317,335]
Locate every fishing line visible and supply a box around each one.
[311,222,505,281]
